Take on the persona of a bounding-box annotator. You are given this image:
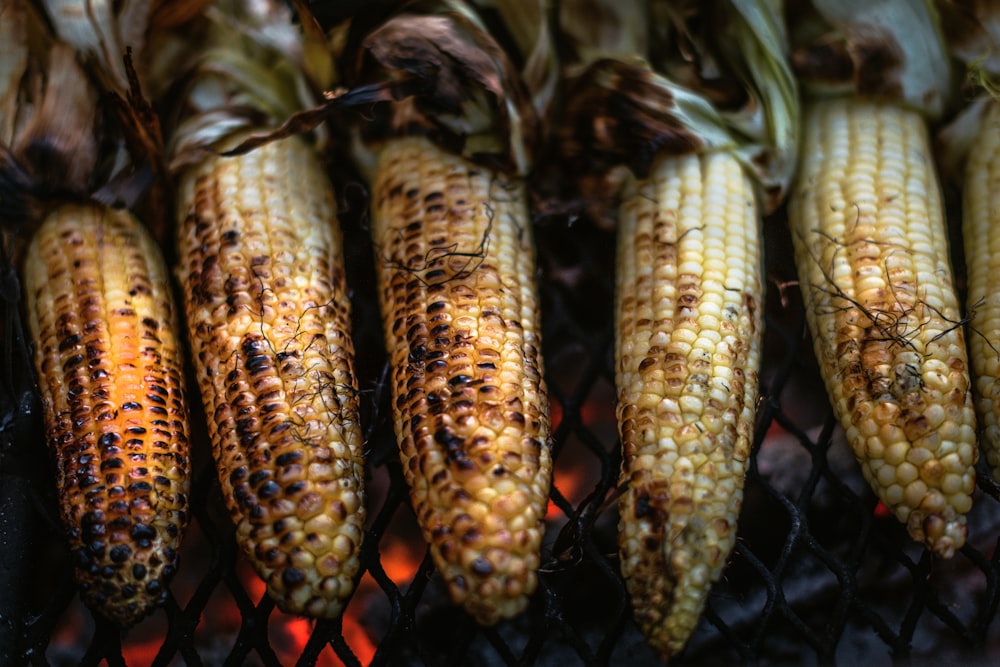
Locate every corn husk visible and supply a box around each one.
[162,0,327,165]
[0,1,101,227]
[936,0,1000,177]
[789,0,954,117]
[560,0,798,213]
[228,0,555,179]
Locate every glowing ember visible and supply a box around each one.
[121,636,162,665]
[550,400,564,430]
[378,537,423,586]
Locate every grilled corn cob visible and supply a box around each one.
[616,149,761,656]
[372,134,550,625]
[175,135,366,618]
[788,98,977,557]
[558,0,795,657]
[24,202,190,626]
[961,100,1000,481]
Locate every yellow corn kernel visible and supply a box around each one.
[962,99,1000,482]
[371,135,551,625]
[24,202,190,626]
[616,149,762,659]
[788,98,977,557]
[175,135,366,618]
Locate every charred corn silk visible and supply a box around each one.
[788,98,977,557]
[616,149,762,658]
[175,136,366,618]
[372,135,551,625]
[25,203,191,626]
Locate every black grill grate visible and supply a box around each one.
[6,181,1000,666]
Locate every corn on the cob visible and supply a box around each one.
[961,100,1000,482]
[557,0,793,657]
[175,135,366,618]
[372,134,551,625]
[24,202,190,626]
[788,98,977,557]
[616,149,762,658]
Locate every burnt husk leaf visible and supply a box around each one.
[559,0,798,214]
[789,0,954,118]
[560,57,710,178]
[225,0,551,177]
[339,0,545,176]
[0,17,107,233]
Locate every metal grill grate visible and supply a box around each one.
[6,177,1000,666]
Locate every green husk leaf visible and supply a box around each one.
[789,0,954,118]
[289,0,337,90]
[474,0,559,123]
[933,1,1000,180]
[0,0,31,148]
[165,0,328,170]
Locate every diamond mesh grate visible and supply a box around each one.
[5,174,1000,666]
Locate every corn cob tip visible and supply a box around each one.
[619,481,743,661]
[74,522,182,626]
[904,500,967,559]
[234,488,366,618]
[422,476,548,626]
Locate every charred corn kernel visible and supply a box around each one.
[616,150,762,659]
[24,202,190,626]
[963,99,1000,482]
[372,135,551,625]
[788,98,977,557]
[175,135,365,618]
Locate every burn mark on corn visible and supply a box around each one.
[791,31,905,101]
[435,427,470,465]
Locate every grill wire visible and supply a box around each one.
[6,175,1000,666]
